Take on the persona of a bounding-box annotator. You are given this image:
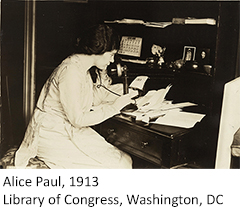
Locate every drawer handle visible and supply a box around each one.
[141,141,149,148]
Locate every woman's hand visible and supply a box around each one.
[112,93,136,111]
[128,89,138,99]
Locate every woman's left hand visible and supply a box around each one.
[128,89,138,99]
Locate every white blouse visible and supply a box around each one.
[15,54,131,169]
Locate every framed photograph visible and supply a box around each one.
[182,46,197,61]
[196,48,211,65]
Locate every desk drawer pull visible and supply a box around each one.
[141,141,149,148]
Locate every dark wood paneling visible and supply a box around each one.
[1,1,25,156]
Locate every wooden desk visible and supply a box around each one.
[99,115,202,168]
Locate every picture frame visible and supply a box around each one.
[196,48,211,65]
[182,46,197,61]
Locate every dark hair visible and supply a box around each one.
[75,24,120,55]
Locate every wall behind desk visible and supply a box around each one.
[35,1,220,98]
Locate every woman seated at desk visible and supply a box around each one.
[14,24,137,169]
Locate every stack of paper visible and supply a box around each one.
[121,82,205,127]
[136,85,173,110]
[105,18,172,28]
[105,17,216,28]
[152,110,206,128]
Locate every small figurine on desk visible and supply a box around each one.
[147,44,166,68]
[151,44,166,66]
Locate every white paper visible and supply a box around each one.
[129,76,149,90]
[152,110,206,128]
[185,18,216,25]
[136,85,172,109]
[160,102,197,111]
[121,85,199,125]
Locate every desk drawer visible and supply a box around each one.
[100,119,164,165]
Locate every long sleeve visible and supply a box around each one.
[58,64,120,128]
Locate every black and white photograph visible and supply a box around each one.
[0,0,240,212]
[196,48,211,65]
[0,0,239,170]
[0,1,239,210]
[182,46,196,61]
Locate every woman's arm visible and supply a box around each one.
[58,65,131,128]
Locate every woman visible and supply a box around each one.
[15,24,136,169]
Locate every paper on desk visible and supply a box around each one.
[122,108,167,121]
[137,84,172,110]
[151,110,206,128]
[122,101,196,122]
[129,76,149,90]
[160,102,197,111]
[121,84,198,124]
